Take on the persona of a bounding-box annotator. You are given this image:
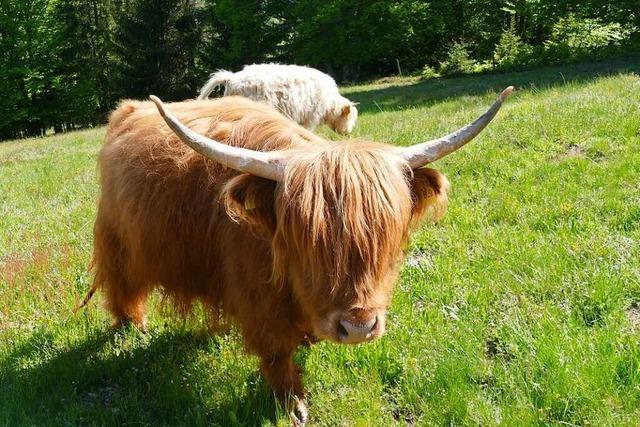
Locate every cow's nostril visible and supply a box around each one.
[337,322,348,337]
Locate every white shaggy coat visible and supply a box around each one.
[198,64,358,134]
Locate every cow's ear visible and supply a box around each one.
[221,174,277,236]
[341,104,352,117]
[409,167,449,226]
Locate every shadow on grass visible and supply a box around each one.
[348,55,640,114]
[1,326,284,426]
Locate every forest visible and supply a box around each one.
[1,0,638,140]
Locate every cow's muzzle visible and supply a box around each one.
[335,310,385,344]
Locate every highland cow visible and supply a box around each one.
[197,64,359,134]
[85,87,513,424]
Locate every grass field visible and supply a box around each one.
[2,57,640,426]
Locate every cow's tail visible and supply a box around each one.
[197,70,234,100]
[73,278,99,313]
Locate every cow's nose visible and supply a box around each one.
[337,316,378,344]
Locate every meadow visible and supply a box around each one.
[1,57,640,426]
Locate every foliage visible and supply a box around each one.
[284,0,421,81]
[544,14,637,62]
[493,25,534,69]
[111,0,205,101]
[420,65,439,79]
[2,59,640,424]
[0,0,64,139]
[439,42,477,75]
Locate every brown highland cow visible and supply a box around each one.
[83,87,513,424]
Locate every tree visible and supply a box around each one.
[112,0,204,100]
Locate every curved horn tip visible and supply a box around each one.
[149,95,163,109]
[500,86,515,101]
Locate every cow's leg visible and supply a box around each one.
[104,273,150,331]
[259,348,308,426]
[93,221,150,330]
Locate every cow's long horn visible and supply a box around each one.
[149,96,286,181]
[399,86,514,168]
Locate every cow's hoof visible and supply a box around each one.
[113,317,147,333]
[289,396,308,426]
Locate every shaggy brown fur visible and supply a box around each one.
[89,96,448,417]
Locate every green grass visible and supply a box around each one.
[2,57,640,426]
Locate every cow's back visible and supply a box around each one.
[226,64,341,128]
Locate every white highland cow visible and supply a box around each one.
[198,64,358,134]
